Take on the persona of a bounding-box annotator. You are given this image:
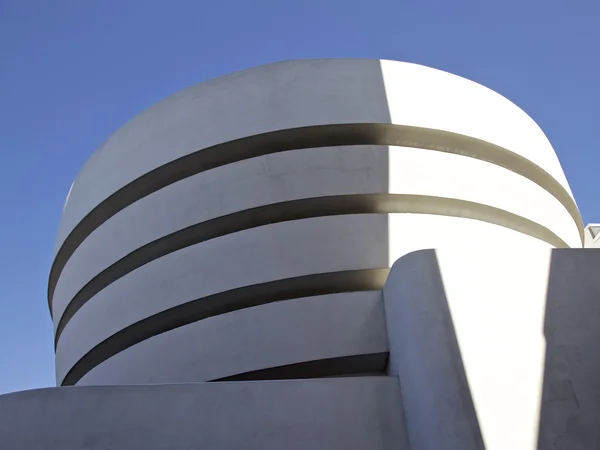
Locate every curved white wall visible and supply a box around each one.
[50,59,582,386]
[77,292,387,385]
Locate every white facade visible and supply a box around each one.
[3,59,599,449]
[46,59,582,387]
[585,224,600,247]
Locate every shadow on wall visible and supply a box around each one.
[383,247,600,450]
[383,249,486,449]
[538,249,600,448]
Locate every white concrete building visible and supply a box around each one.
[585,224,600,248]
[2,59,599,449]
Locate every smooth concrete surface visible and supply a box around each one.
[76,292,387,385]
[52,144,390,323]
[380,60,573,195]
[383,248,600,450]
[55,59,576,252]
[0,377,409,450]
[584,224,600,247]
[50,59,582,387]
[53,212,389,329]
[56,215,553,384]
[25,58,597,449]
[54,59,391,250]
[55,215,388,383]
[52,143,579,331]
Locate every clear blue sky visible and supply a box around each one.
[0,0,598,395]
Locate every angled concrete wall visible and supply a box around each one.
[384,248,600,450]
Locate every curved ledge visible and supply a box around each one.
[212,353,389,382]
[54,193,568,346]
[59,269,390,386]
[48,123,584,317]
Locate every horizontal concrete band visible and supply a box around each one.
[0,377,408,450]
[53,141,580,318]
[48,123,584,316]
[61,269,390,386]
[72,290,387,385]
[54,194,568,345]
[213,353,389,381]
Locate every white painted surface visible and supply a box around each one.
[437,249,549,449]
[51,59,581,387]
[384,248,600,449]
[55,59,390,250]
[55,214,551,384]
[52,144,579,327]
[51,145,389,323]
[55,59,578,253]
[381,60,573,197]
[384,248,549,449]
[584,224,600,248]
[38,59,600,449]
[55,215,388,383]
[77,292,386,385]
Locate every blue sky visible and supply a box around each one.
[0,0,598,394]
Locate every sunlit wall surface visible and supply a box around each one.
[584,224,600,247]
[47,59,583,387]
[5,58,596,449]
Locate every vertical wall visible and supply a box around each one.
[0,377,409,450]
[383,248,600,450]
